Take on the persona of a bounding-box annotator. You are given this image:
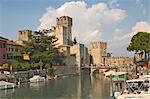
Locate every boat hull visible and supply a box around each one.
[0,81,16,90]
[29,76,45,83]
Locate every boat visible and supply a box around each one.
[115,78,150,99]
[104,70,116,77]
[104,71,128,81]
[0,81,16,90]
[29,75,45,83]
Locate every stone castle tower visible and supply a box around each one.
[52,16,73,46]
[91,42,107,66]
[16,30,32,45]
[18,30,32,41]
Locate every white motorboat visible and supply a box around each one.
[29,75,45,83]
[115,78,150,99]
[0,81,16,90]
[104,70,116,77]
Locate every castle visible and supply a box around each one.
[15,16,133,68]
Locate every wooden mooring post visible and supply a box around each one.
[110,74,113,96]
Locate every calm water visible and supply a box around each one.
[0,73,112,99]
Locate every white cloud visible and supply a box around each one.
[38,1,126,46]
[109,21,150,56]
[111,21,150,43]
[130,21,150,36]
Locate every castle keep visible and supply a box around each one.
[50,16,73,46]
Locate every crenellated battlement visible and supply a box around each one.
[18,30,32,41]
[91,42,107,49]
[56,16,72,27]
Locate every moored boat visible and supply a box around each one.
[29,75,45,83]
[0,81,16,90]
[115,78,150,99]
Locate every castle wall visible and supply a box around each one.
[84,47,90,65]
[70,43,85,67]
[91,42,107,66]
[58,45,76,66]
[106,57,133,66]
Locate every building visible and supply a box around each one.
[58,45,76,66]
[106,56,133,66]
[83,47,90,65]
[51,16,73,46]
[91,42,107,66]
[0,36,22,66]
[49,16,90,67]
[70,43,85,67]
[6,40,22,62]
[0,37,7,65]
[15,16,90,68]
[16,29,32,45]
[90,41,133,69]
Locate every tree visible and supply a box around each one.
[127,32,150,61]
[11,60,21,71]
[22,31,64,69]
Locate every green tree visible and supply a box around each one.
[11,60,21,71]
[23,31,64,69]
[127,32,150,60]
[20,62,30,70]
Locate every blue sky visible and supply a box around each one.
[0,0,150,56]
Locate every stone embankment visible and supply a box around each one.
[0,66,79,83]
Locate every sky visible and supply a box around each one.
[0,0,150,56]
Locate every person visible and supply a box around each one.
[16,78,21,85]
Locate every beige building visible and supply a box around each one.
[70,43,85,67]
[83,47,90,65]
[58,45,76,66]
[50,16,73,46]
[16,29,32,45]
[16,16,90,68]
[106,57,133,66]
[91,42,107,66]
[50,16,90,67]
[90,41,133,68]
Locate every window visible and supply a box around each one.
[0,43,6,48]
[0,43,2,48]
[11,48,14,52]
[3,55,6,59]
[3,44,5,48]
[9,48,11,51]
[7,54,10,59]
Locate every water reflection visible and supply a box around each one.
[0,88,15,98]
[1,74,112,99]
[30,82,46,91]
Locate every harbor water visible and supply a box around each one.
[0,73,112,99]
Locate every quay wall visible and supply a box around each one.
[54,66,79,76]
